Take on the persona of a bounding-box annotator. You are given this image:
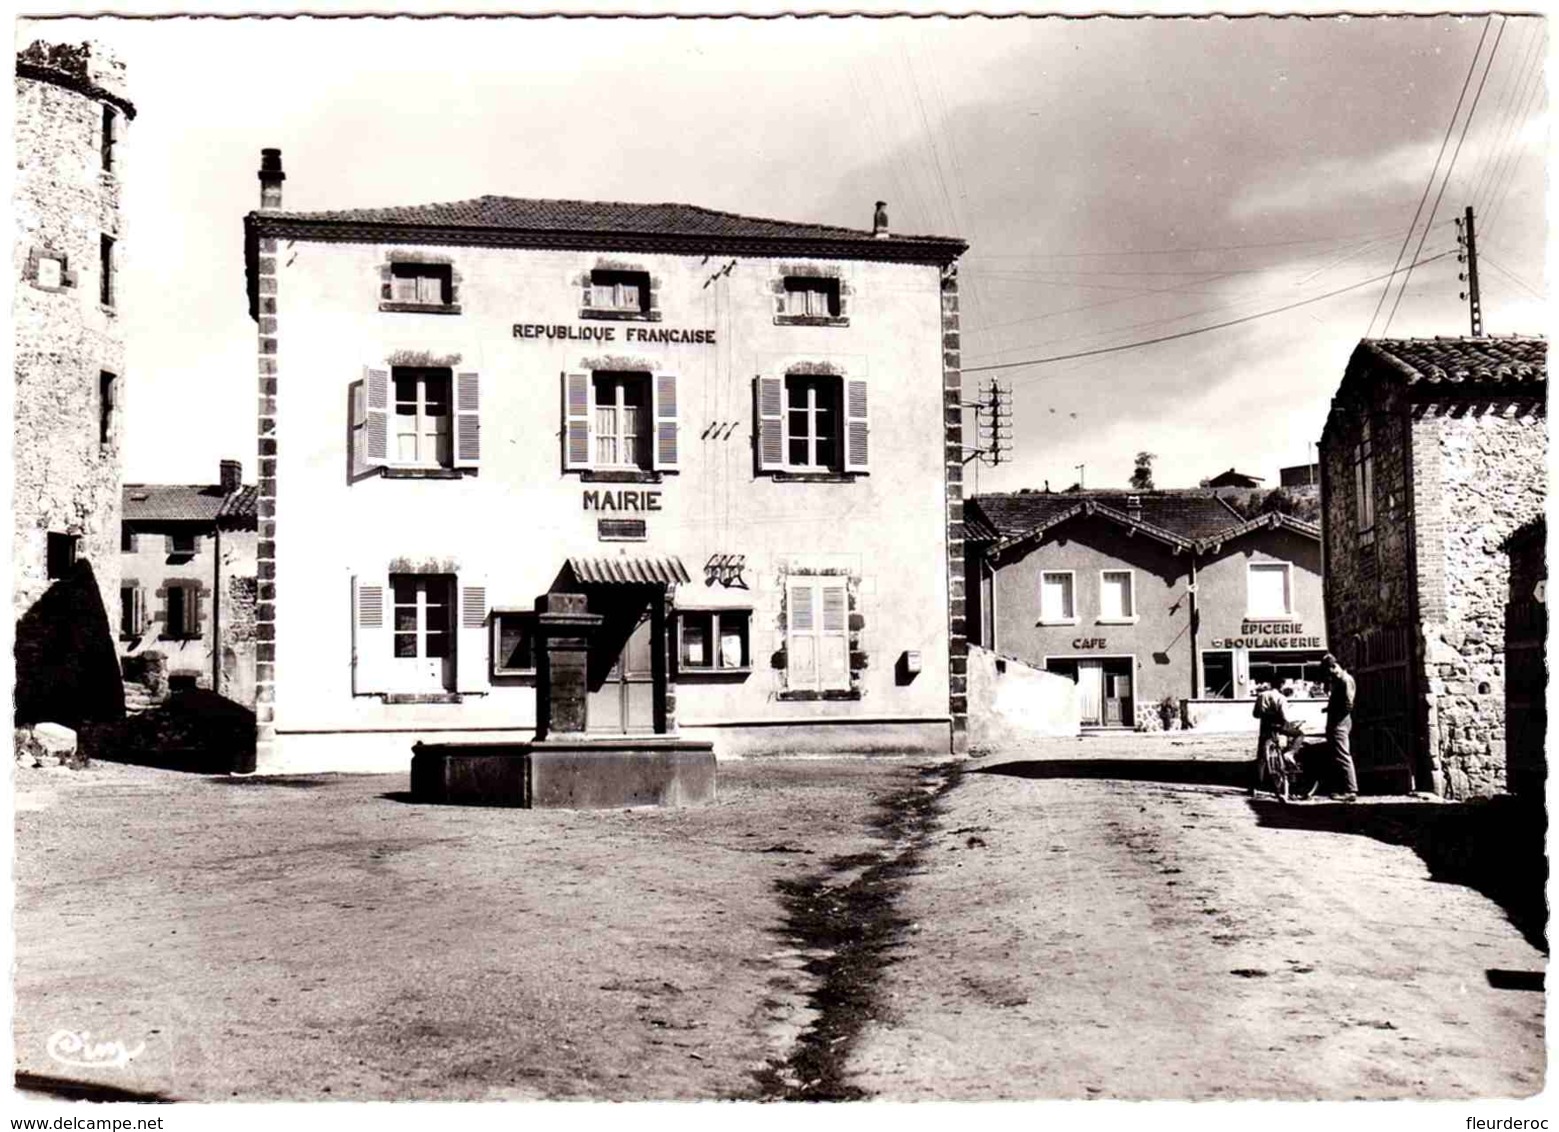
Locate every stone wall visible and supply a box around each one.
[1414,401,1546,798]
[14,45,129,630]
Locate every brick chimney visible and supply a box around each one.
[220,459,242,495]
[259,148,285,210]
[872,200,889,238]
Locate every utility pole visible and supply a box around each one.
[1456,205,1484,338]
[960,380,1013,466]
[1074,463,1085,489]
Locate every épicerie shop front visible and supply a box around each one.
[242,150,970,772]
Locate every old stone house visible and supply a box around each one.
[120,461,259,707]
[1319,336,1547,797]
[241,150,968,772]
[965,490,1327,730]
[13,41,134,727]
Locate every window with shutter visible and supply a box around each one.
[653,373,679,470]
[563,372,592,471]
[454,371,480,469]
[353,576,388,695]
[756,374,865,476]
[565,372,670,474]
[785,577,852,692]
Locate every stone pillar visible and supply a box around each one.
[535,592,602,740]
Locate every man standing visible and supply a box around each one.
[1322,653,1358,801]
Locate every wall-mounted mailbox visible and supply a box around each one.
[896,650,922,685]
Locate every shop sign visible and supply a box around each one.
[583,489,662,512]
[513,323,716,345]
[1072,637,1107,650]
[705,554,748,589]
[1210,619,1322,649]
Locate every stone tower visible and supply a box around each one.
[14,41,135,725]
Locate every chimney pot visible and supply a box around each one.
[872,200,889,238]
[220,459,243,495]
[259,147,286,210]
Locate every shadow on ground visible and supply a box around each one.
[83,689,255,775]
[1250,794,1548,956]
[15,1072,172,1102]
[971,758,1249,790]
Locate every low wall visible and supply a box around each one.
[1183,697,1327,734]
[967,645,1080,750]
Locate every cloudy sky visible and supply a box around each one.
[19,8,1549,492]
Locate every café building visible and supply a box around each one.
[242,151,969,772]
[966,490,1327,728]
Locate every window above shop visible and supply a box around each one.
[1246,562,1293,618]
[1038,570,1076,625]
[1098,569,1137,624]
[677,609,751,675]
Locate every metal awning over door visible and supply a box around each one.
[566,555,691,586]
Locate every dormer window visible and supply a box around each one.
[589,269,650,315]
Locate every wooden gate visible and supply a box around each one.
[1349,625,1417,793]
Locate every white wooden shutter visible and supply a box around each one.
[454,370,480,469]
[456,580,488,693]
[352,575,388,695]
[844,378,869,473]
[349,378,368,477]
[364,367,389,466]
[652,373,679,470]
[787,581,817,690]
[756,375,785,472]
[564,372,592,470]
[819,582,850,690]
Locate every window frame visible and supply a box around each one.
[168,530,198,556]
[592,372,652,471]
[381,261,459,314]
[1097,569,1138,625]
[783,576,852,693]
[46,532,78,580]
[1246,561,1294,619]
[389,366,455,470]
[1038,570,1077,626]
[101,105,116,173]
[1200,649,1236,699]
[99,233,115,309]
[161,581,200,640]
[99,371,117,448]
[784,373,843,473]
[119,584,144,639]
[676,608,753,674]
[490,609,538,678]
[584,268,654,319]
[391,574,455,662]
[1354,416,1375,546]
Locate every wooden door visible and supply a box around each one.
[587,604,656,734]
[1077,660,1104,726]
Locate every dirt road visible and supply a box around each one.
[849,735,1547,1100]
[13,757,914,1101]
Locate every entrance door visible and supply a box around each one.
[586,593,657,734]
[1104,663,1134,727]
[1077,660,1104,726]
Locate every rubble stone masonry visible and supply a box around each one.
[14,44,132,625]
[1413,402,1546,797]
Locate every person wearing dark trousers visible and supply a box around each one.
[1322,653,1358,800]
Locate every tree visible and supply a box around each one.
[1130,452,1155,491]
[1227,486,1320,524]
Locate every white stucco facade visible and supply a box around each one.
[255,201,965,772]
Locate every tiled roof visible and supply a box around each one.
[258,196,966,256]
[1357,336,1546,388]
[970,490,1244,546]
[217,485,259,529]
[124,483,257,529]
[1200,510,1322,549]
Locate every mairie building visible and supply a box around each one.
[242,150,969,772]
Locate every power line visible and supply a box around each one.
[964,228,1416,260]
[1366,16,1492,338]
[1480,252,1545,301]
[1479,39,1548,238]
[965,250,1457,378]
[1383,15,1505,336]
